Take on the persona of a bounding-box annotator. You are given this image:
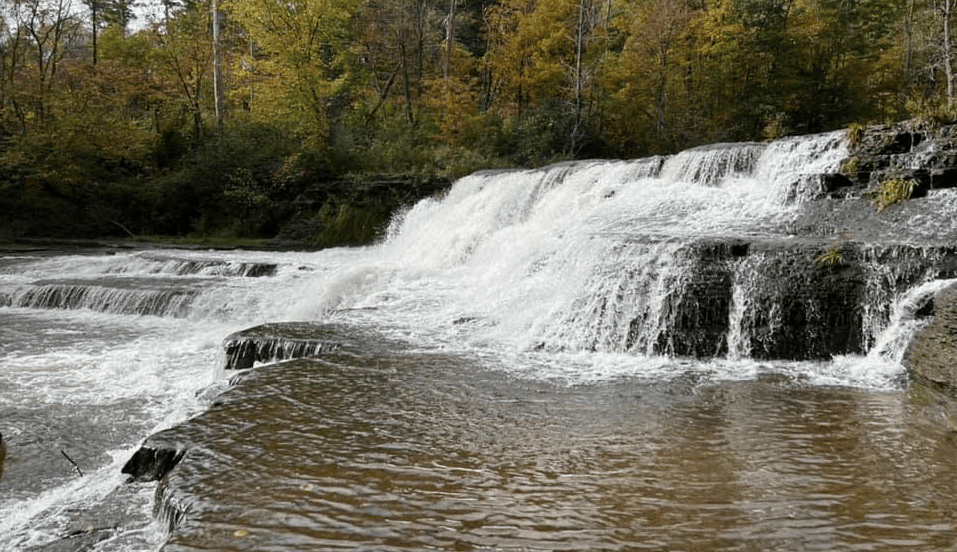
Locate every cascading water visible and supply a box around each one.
[308,128,947,370]
[0,250,340,550]
[321,130,872,360]
[3,130,956,551]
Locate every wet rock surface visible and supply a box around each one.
[125,325,390,486]
[790,122,957,245]
[222,322,353,370]
[835,122,957,196]
[905,282,957,392]
[662,238,957,360]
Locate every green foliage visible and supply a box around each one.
[149,122,302,237]
[839,156,861,174]
[814,245,844,269]
[312,202,390,247]
[227,0,364,147]
[845,124,866,148]
[507,99,576,166]
[431,145,511,180]
[871,177,917,212]
[904,97,957,126]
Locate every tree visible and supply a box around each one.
[11,0,82,121]
[937,0,957,107]
[0,3,31,134]
[227,0,364,148]
[600,0,697,152]
[152,2,213,144]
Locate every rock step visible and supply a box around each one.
[833,122,957,197]
[121,443,186,483]
[222,322,349,370]
[123,324,370,486]
[630,239,957,360]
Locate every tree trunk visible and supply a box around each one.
[91,1,98,65]
[570,0,587,154]
[444,0,456,79]
[212,0,225,133]
[400,42,415,124]
[943,0,956,107]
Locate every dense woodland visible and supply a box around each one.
[1,0,956,242]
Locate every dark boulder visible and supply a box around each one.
[121,436,186,483]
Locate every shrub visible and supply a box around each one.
[815,245,844,269]
[845,123,866,148]
[871,177,916,212]
[839,156,860,174]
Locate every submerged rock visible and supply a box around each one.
[905,282,957,393]
[125,324,375,486]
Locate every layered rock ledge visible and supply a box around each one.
[835,121,957,197]
[222,322,351,370]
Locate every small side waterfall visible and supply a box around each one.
[4,282,198,317]
[867,278,957,362]
[0,253,286,318]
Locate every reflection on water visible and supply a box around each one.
[159,352,957,552]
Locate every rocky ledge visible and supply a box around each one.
[222,322,352,370]
[904,281,957,393]
[831,121,957,198]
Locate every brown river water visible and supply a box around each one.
[156,349,957,552]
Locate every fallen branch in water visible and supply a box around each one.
[61,450,83,477]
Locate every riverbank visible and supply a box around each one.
[0,237,314,254]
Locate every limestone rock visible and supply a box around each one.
[838,122,957,197]
[905,282,957,392]
[222,322,347,370]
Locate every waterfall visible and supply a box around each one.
[867,278,957,362]
[357,131,871,359]
[8,130,943,366]
[659,142,765,186]
[753,130,849,203]
[0,252,278,279]
[344,129,957,364]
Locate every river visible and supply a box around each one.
[2,130,957,550]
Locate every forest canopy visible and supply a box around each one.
[1,0,955,241]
